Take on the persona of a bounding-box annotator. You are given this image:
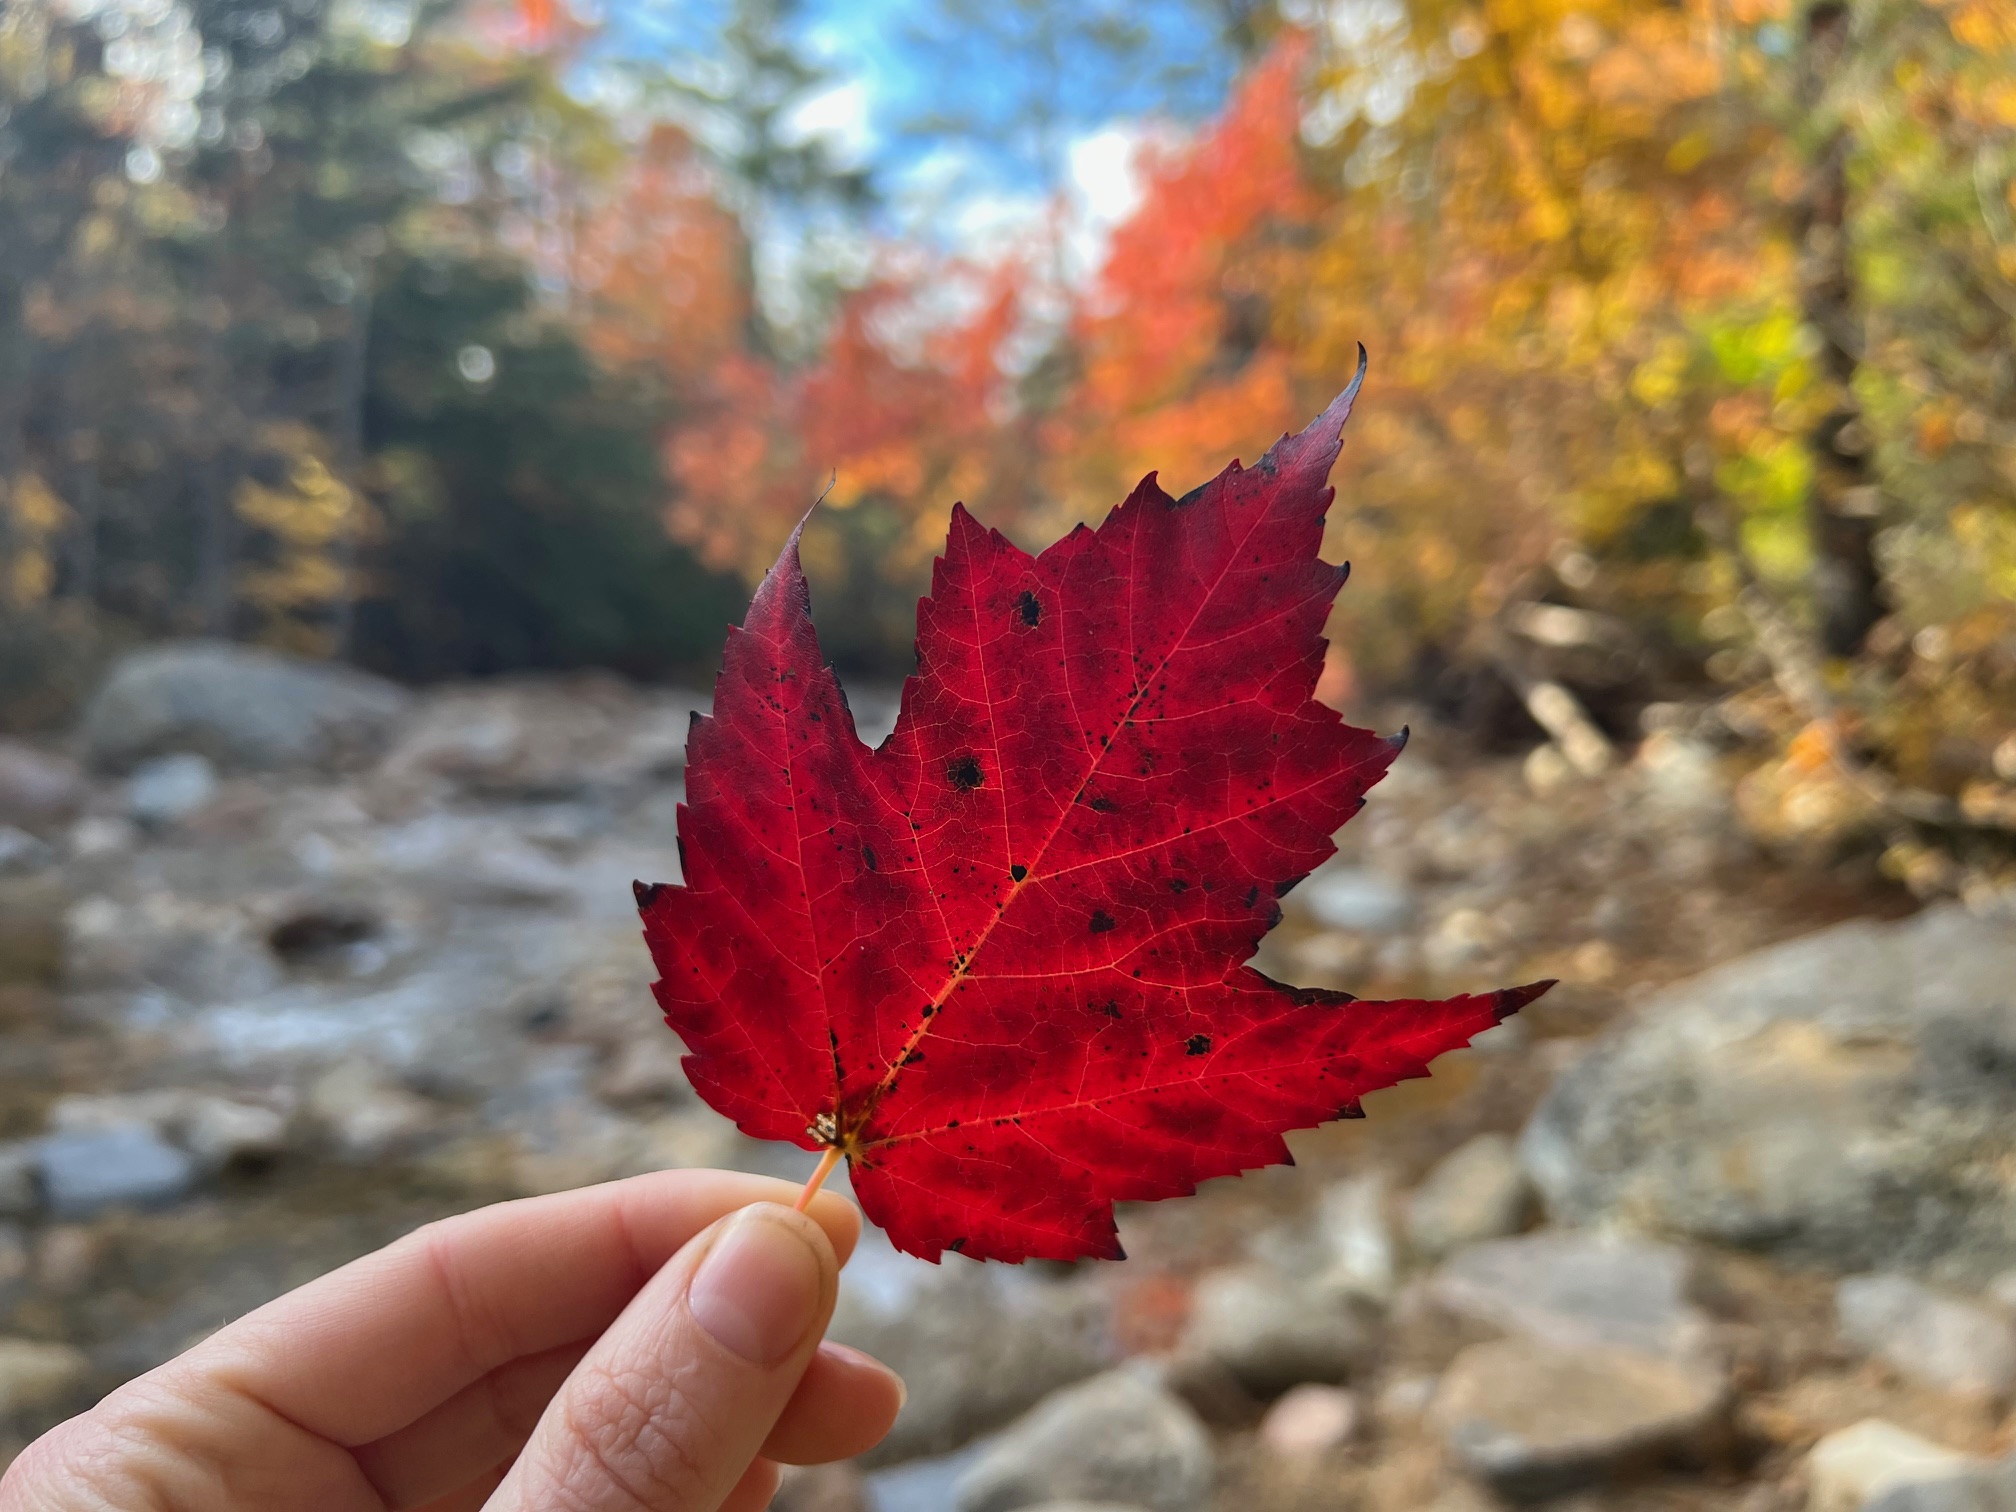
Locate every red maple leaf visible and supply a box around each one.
[637,367,1551,1262]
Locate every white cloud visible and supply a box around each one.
[1068,126,1148,225]
[778,79,877,168]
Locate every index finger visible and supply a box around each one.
[177,1168,859,1447]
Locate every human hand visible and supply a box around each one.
[1,1169,904,1511]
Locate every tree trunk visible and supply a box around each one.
[1795,0,1885,657]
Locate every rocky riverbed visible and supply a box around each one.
[2,639,2011,1512]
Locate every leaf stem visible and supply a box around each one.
[795,1147,842,1211]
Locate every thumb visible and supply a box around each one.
[486,1201,837,1512]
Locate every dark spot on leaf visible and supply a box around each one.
[632,880,665,909]
[903,1049,924,1066]
[1017,590,1041,626]
[1337,1100,1366,1119]
[1089,909,1117,934]
[1099,999,1122,1019]
[1266,903,1284,929]
[1011,864,1028,882]
[863,845,879,872]
[1088,796,1119,813]
[1168,879,1188,893]
[948,1238,967,1254]
[1273,875,1307,898]
[1243,885,1260,907]
[1172,484,1206,508]
[949,755,983,791]
[1186,1034,1211,1056]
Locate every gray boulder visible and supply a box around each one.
[125,753,218,828]
[1869,1477,2016,1512]
[0,1339,90,1416]
[1521,908,2016,1280]
[830,1256,1109,1465]
[81,640,409,772]
[1429,1337,1727,1499]
[0,828,51,876]
[1807,1420,2000,1512]
[954,1370,1213,1512]
[0,742,84,832]
[38,1124,198,1217]
[1427,1231,1713,1363]
[1172,1263,1380,1396]
[1406,1134,1535,1259]
[0,1144,37,1216]
[1837,1273,2016,1399]
[375,677,702,797]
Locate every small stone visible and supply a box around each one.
[1636,732,1728,816]
[1984,1269,2016,1316]
[1429,1231,1713,1363]
[1807,1420,1985,1512]
[66,815,133,858]
[1174,1264,1379,1396]
[832,1246,1110,1466]
[0,877,66,987]
[1298,866,1414,933]
[866,1446,992,1512]
[125,752,220,827]
[1837,1274,2016,1400]
[0,1141,39,1216]
[1426,1485,1502,1512]
[1406,1134,1535,1260]
[1429,1337,1727,1499]
[1376,1372,1440,1426]
[955,1370,1214,1512]
[1259,1384,1360,1459]
[1314,1170,1398,1299]
[33,1226,103,1293]
[48,1090,187,1136]
[0,742,85,831]
[0,827,52,876]
[1425,907,1506,976]
[48,1090,290,1174]
[0,1338,90,1415]
[179,1095,291,1172]
[37,1124,198,1217]
[1865,1473,2016,1512]
[772,1463,873,1512]
[308,1061,441,1158]
[1524,743,1576,797]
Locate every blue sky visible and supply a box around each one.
[795,1,1240,187]
[583,0,1250,328]
[597,1,1244,204]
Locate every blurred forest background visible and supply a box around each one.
[5,0,2016,901]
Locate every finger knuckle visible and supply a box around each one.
[4,1400,196,1512]
[409,1220,525,1374]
